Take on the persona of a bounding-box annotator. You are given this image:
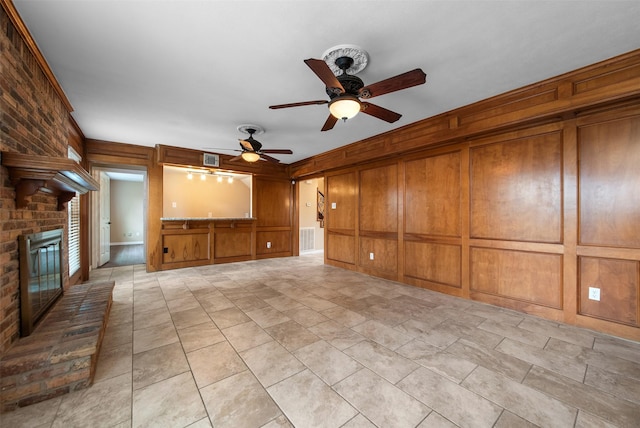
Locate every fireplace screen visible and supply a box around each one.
[19,229,64,336]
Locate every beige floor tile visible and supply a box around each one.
[93,341,133,383]
[52,372,132,428]
[265,320,320,351]
[133,305,172,330]
[478,319,549,348]
[545,337,640,380]
[398,367,502,428]
[416,411,458,427]
[321,306,367,327]
[344,340,419,384]
[593,335,640,363]
[264,295,305,311]
[462,366,577,427]
[584,364,640,404]
[523,365,640,427]
[294,340,362,385]
[352,320,413,350]
[101,320,133,350]
[133,341,190,390]
[187,341,247,388]
[267,369,358,427]
[177,320,225,353]
[223,320,274,352]
[0,396,62,427]
[575,410,619,428]
[284,307,329,327]
[493,410,539,428]
[334,368,430,427]
[166,295,201,313]
[132,372,207,428]
[495,337,587,382]
[261,414,294,428]
[171,306,212,330]
[446,338,532,382]
[132,320,179,354]
[232,295,270,312]
[209,307,251,329]
[396,339,477,383]
[246,306,291,328]
[198,295,236,313]
[200,371,281,428]
[341,414,377,427]
[240,340,306,387]
[518,316,596,348]
[309,320,367,350]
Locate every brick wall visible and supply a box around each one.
[1,7,71,353]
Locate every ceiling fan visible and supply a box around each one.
[208,125,293,163]
[269,46,426,131]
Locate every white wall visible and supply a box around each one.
[299,178,324,251]
[110,180,144,244]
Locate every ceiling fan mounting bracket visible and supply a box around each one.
[236,124,264,135]
[322,44,369,76]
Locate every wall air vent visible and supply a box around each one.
[203,153,220,167]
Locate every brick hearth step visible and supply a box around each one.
[0,281,115,413]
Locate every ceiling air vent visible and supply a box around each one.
[203,153,219,167]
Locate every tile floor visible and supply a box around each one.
[2,253,640,427]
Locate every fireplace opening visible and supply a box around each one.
[19,229,64,336]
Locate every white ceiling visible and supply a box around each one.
[12,1,640,164]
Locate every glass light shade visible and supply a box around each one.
[227,177,233,184]
[329,96,361,120]
[241,151,261,162]
[187,172,193,180]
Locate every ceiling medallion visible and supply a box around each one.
[322,44,369,76]
[236,124,264,135]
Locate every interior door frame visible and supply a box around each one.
[90,165,148,269]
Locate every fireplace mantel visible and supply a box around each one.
[1,152,99,210]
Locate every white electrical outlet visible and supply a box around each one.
[266,242,271,249]
[172,202,177,208]
[588,287,601,301]
[331,202,337,209]
[369,252,374,260]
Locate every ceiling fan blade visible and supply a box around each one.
[304,58,345,93]
[321,114,338,132]
[239,140,254,151]
[262,149,293,154]
[269,100,329,109]
[359,68,426,99]
[229,155,243,162]
[361,102,402,123]
[259,153,281,163]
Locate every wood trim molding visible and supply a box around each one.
[1,152,99,210]
[1,0,73,112]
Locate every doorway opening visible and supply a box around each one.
[91,166,147,268]
[298,177,325,255]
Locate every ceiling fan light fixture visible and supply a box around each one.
[241,151,261,162]
[329,95,361,121]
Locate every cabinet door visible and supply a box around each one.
[163,233,209,263]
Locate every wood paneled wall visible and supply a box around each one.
[317,50,640,340]
[323,108,640,340]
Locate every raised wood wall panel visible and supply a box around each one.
[359,165,397,233]
[405,151,461,237]
[86,139,155,166]
[579,257,639,326]
[256,230,291,255]
[359,237,397,275]
[470,247,563,309]
[214,226,252,258]
[404,241,461,288]
[255,178,292,228]
[162,231,210,263]
[470,129,563,243]
[327,172,357,230]
[327,234,356,265]
[578,115,640,248]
